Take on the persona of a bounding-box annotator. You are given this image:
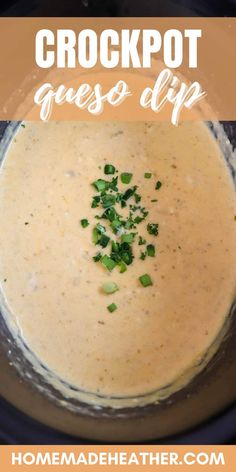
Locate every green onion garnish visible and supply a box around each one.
[101,194,116,208]
[96,223,106,233]
[138,236,146,245]
[102,281,119,294]
[121,173,133,184]
[101,255,117,271]
[147,244,155,257]
[104,164,116,175]
[80,219,89,228]
[119,261,127,273]
[92,179,109,192]
[93,252,102,262]
[134,193,141,204]
[122,186,137,201]
[121,233,135,244]
[139,274,153,287]
[124,217,134,230]
[99,234,110,248]
[90,164,161,306]
[147,223,159,236]
[119,242,134,265]
[111,219,122,233]
[92,228,100,244]
[111,240,119,253]
[155,181,162,190]
[107,303,117,312]
[91,196,100,208]
[134,216,144,224]
[109,176,118,191]
[141,208,149,217]
[103,207,119,222]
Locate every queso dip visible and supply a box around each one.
[0,121,235,404]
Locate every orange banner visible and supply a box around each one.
[0,446,234,471]
[0,18,235,122]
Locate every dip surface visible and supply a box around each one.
[0,121,235,402]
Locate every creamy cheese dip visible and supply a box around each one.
[0,121,235,404]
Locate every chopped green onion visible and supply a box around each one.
[124,217,134,230]
[99,234,110,248]
[147,223,159,236]
[90,164,161,300]
[92,179,109,192]
[151,199,158,203]
[104,164,116,175]
[119,242,134,265]
[139,274,153,287]
[96,223,106,233]
[93,223,106,244]
[121,252,133,265]
[111,218,122,233]
[134,216,144,224]
[141,208,149,217]
[102,281,119,294]
[101,255,117,271]
[119,261,127,273]
[111,240,119,253]
[103,207,118,222]
[138,236,146,245]
[92,228,100,244]
[121,233,135,244]
[121,173,133,184]
[80,219,89,228]
[91,196,100,208]
[122,186,137,201]
[101,194,116,208]
[109,176,118,191]
[93,252,102,262]
[110,252,121,264]
[155,181,162,190]
[130,204,140,212]
[134,193,141,204]
[107,303,117,312]
[147,244,155,257]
